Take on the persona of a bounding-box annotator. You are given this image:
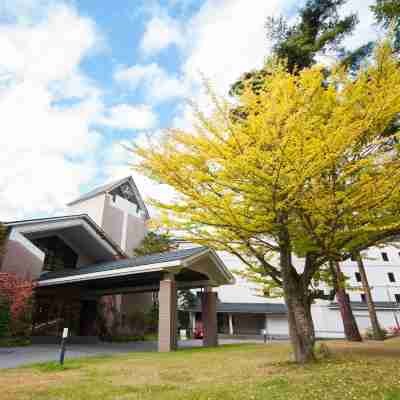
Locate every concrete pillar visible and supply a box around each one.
[201,288,218,347]
[158,274,177,352]
[228,313,234,335]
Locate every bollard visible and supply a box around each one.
[261,329,267,343]
[59,327,69,365]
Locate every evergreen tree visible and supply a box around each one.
[372,0,400,50]
[230,0,357,97]
[133,231,177,256]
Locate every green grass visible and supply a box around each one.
[1,339,400,399]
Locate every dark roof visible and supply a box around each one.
[67,176,150,219]
[4,214,126,258]
[329,301,400,310]
[38,247,209,282]
[185,302,287,315]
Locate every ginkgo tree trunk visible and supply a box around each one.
[133,39,400,364]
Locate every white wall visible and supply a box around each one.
[1,229,45,279]
[68,194,106,226]
[215,244,400,338]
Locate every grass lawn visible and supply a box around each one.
[1,338,400,400]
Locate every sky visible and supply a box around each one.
[0,0,379,220]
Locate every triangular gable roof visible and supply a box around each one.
[67,176,150,219]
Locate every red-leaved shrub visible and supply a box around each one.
[0,272,35,336]
[389,326,400,336]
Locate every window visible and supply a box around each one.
[32,236,78,272]
[395,294,400,304]
[388,272,396,283]
[355,272,362,282]
[360,293,367,303]
[382,252,389,262]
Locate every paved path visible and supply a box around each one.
[0,339,265,369]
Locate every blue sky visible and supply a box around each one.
[0,0,378,220]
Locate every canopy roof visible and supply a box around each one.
[4,214,127,261]
[37,247,235,295]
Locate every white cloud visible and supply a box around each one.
[166,0,379,126]
[183,0,281,97]
[0,2,103,220]
[115,63,186,103]
[100,104,158,130]
[341,0,380,51]
[140,14,184,56]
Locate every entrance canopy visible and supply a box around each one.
[37,247,235,298]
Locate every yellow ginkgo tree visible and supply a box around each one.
[133,40,400,364]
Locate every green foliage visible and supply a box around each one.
[11,296,34,338]
[231,0,357,97]
[372,0,400,28]
[133,231,177,256]
[0,295,11,338]
[178,289,196,310]
[267,0,357,72]
[372,0,400,50]
[0,222,7,256]
[364,327,388,340]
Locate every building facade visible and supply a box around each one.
[0,177,233,350]
[2,175,400,340]
[213,248,400,338]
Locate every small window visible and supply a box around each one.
[395,294,400,304]
[360,293,367,303]
[382,252,389,262]
[355,272,362,282]
[388,272,396,283]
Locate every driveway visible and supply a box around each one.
[0,339,265,369]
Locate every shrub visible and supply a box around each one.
[0,295,11,338]
[0,273,35,337]
[389,326,400,336]
[364,327,388,340]
[125,310,146,337]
